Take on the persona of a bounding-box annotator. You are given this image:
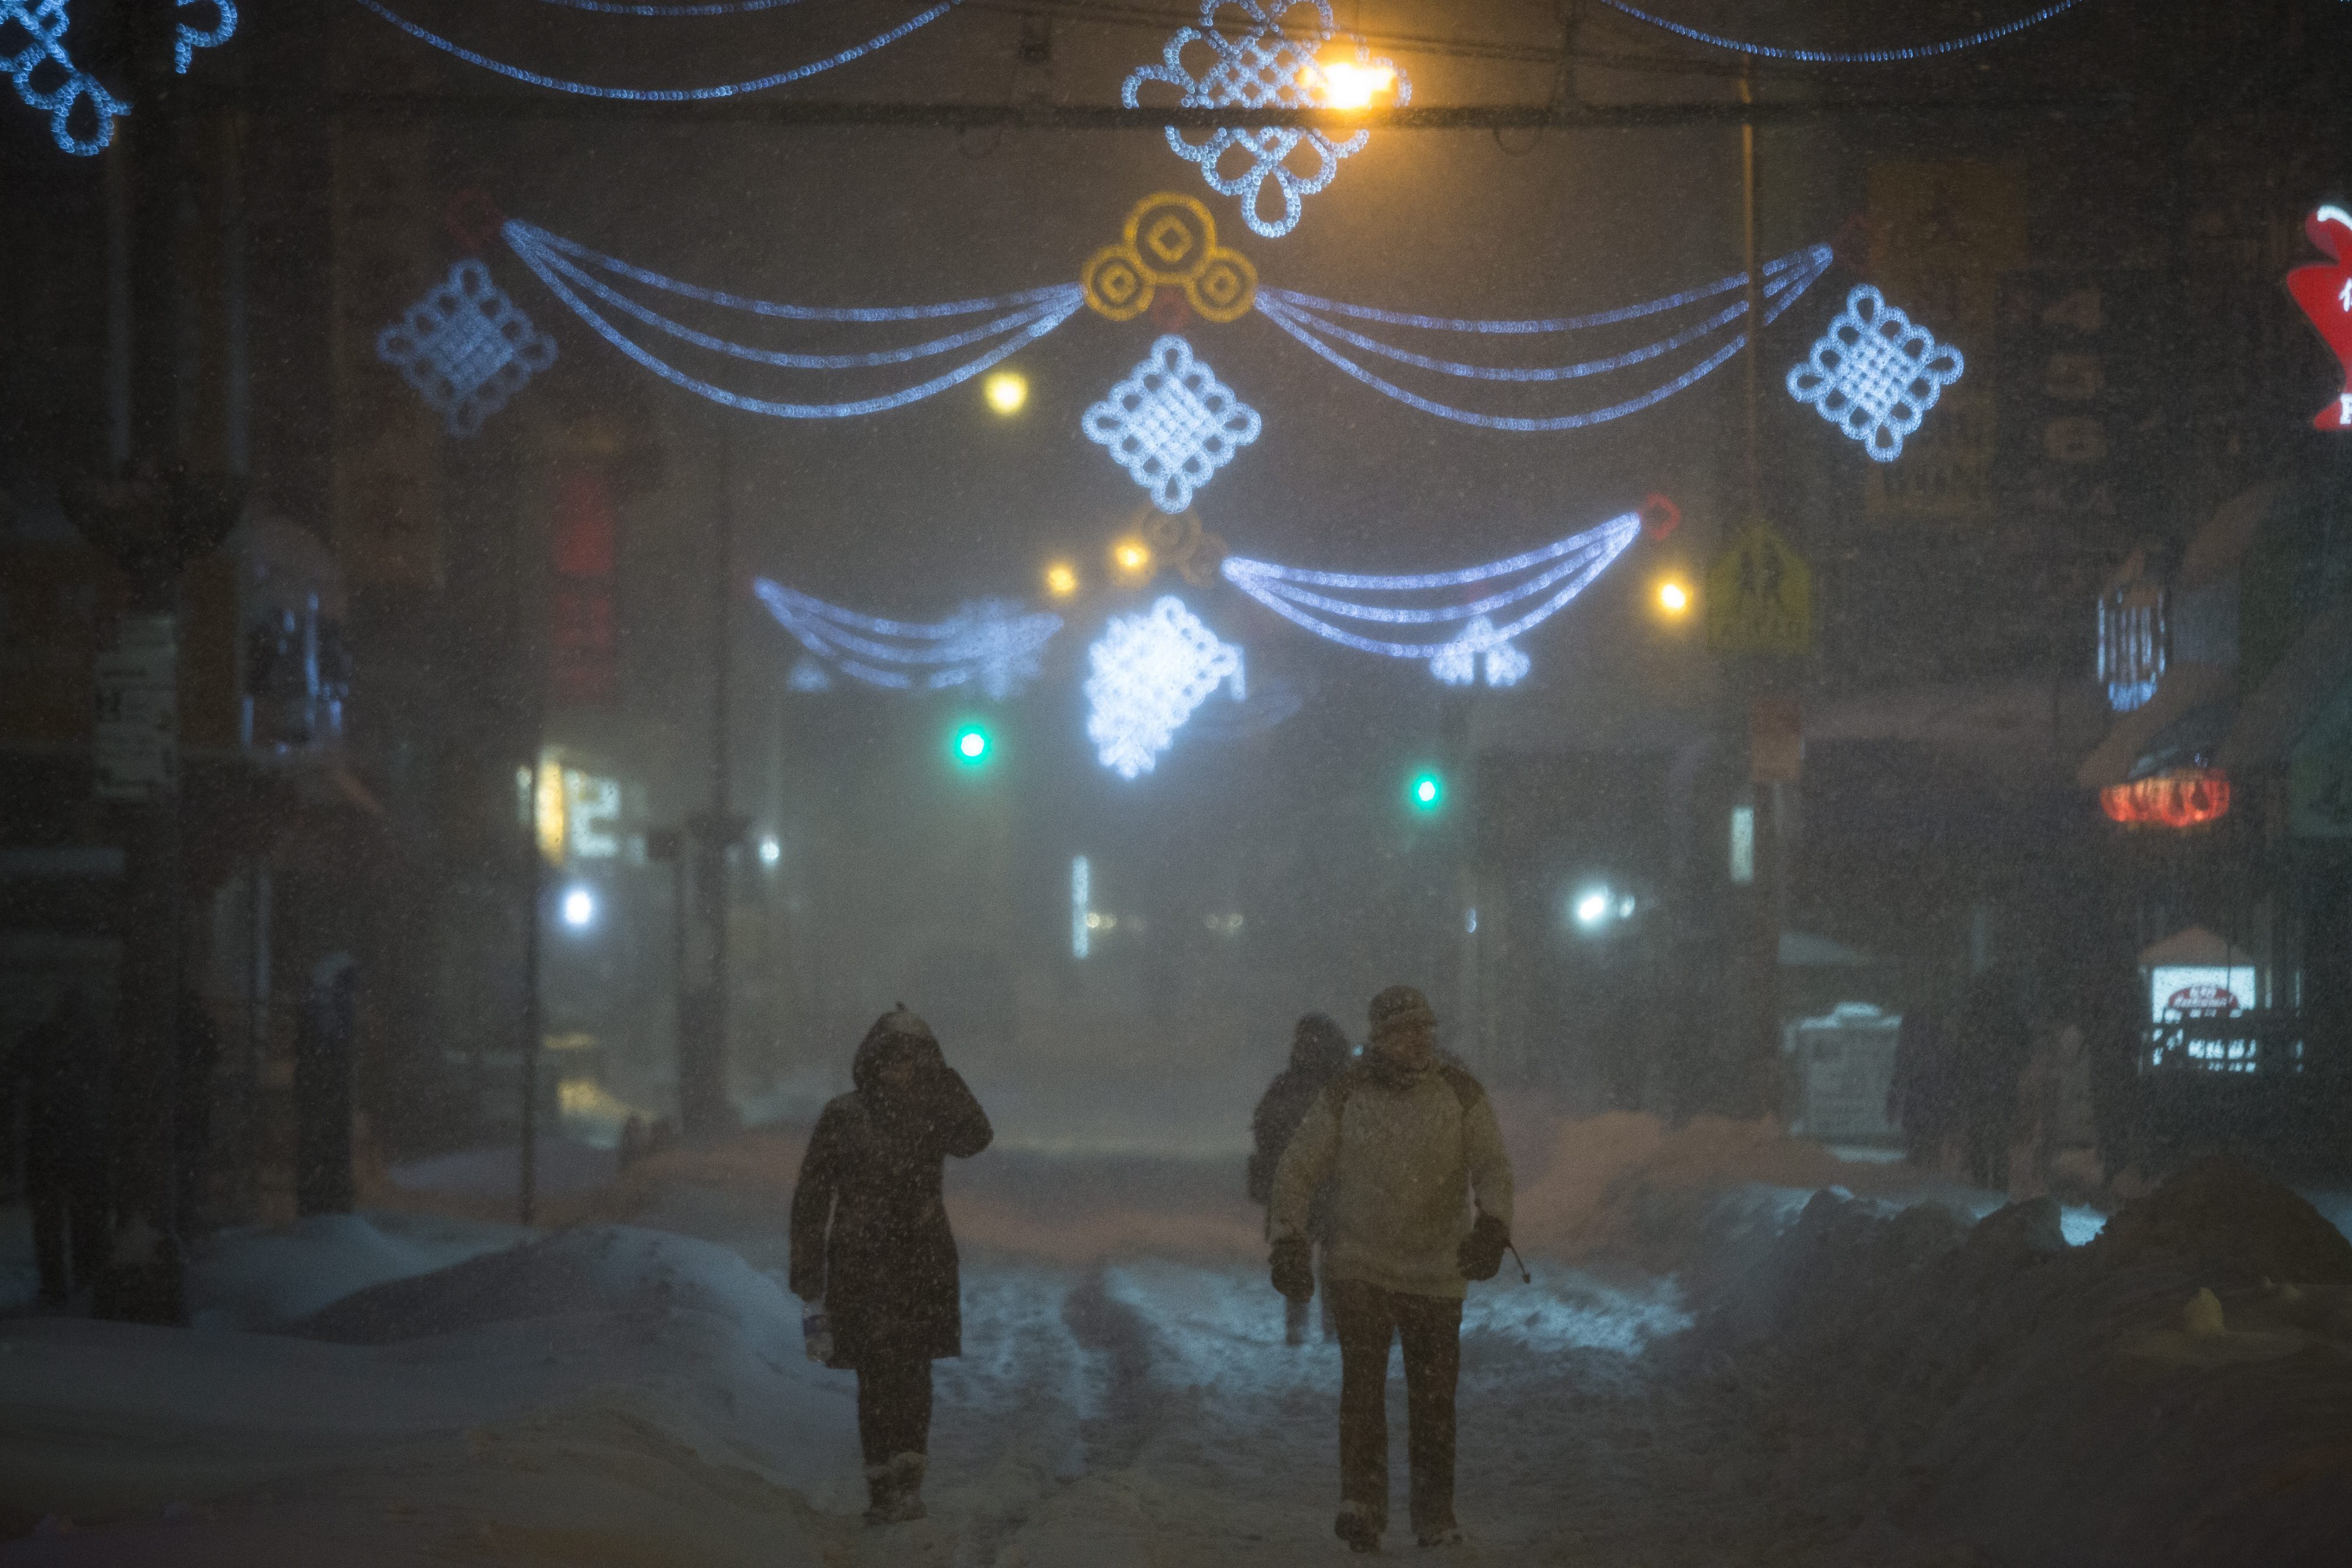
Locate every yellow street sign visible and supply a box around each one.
[1706,521,1813,656]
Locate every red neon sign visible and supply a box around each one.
[2100,766,2232,830]
[2288,205,2352,432]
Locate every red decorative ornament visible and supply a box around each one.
[2100,766,2231,830]
[1640,492,1681,539]
[2287,205,2352,432]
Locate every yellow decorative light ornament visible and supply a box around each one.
[1083,193,1258,325]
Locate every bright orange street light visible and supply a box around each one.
[1315,57,1396,111]
[1111,538,1154,582]
[1044,561,1080,599]
[1656,580,1692,617]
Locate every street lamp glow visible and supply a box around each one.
[1112,538,1154,581]
[1045,561,1080,599]
[984,369,1028,415]
[1657,580,1690,616]
[758,836,781,867]
[1573,888,1611,928]
[1316,58,1396,111]
[560,886,597,929]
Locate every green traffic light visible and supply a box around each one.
[951,723,992,766]
[1409,771,1444,811]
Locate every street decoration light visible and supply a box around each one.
[1786,286,1966,463]
[2286,205,2352,431]
[1084,597,1244,778]
[753,579,1061,700]
[984,369,1028,414]
[1593,0,2092,64]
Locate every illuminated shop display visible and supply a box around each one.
[2096,565,2164,713]
[376,260,560,435]
[1221,511,1643,684]
[352,0,967,98]
[2099,766,2231,830]
[1255,245,1833,430]
[1082,336,1264,512]
[1122,0,1410,239]
[1085,596,1245,778]
[6,0,238,154]
[2287,205,2352,432]
[1595,0,2090,63]
[753,580,1063,700]
[1786,286,1965,462]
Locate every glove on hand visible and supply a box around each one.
[1457,1212,1510,1282]
[1270,1238,1315,1302]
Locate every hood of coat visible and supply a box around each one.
[1287,1012,1353,1078]
[853,1007,944,1098]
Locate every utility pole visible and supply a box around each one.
[65,4,242,1322]
[681,435,742,1136]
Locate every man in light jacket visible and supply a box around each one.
[1269,985,1515,1553]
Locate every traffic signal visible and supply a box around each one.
[1407,770,1444,812]
[950,721,993,767]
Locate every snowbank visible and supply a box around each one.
[185,1212,524,1333]
[1674,1161,2352,1568]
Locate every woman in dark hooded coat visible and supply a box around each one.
[1248,1012,1352,1342]
[790,1007,992,1524]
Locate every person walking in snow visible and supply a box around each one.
[1269,985,1515,1553]
[5,987,113,1308]
[1248,1012,1352,1344]
[789,1007,993,1526]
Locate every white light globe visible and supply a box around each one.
[560,887,596,929]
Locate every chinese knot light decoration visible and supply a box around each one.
[1787,285,1966,462]
[1081,193,1258,325]
[1083,336,1264,512]
[2287,205,2352,432]
[2100,767,2231,830]
[6,0,237,155]
[1122,0,1409,239]
[1084,596,1245,778]
[377,260,560,436]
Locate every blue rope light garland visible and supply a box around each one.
[1222,513,1642,684]
[1251,245,1829,432]
[350,0,965,99]
[527,0,804,14]
[504,220,1087,418]
[1596,0,2090,64]
[754,580,1063,698]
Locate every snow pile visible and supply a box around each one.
[185,1212,524,1332]
[1672,1161,2352,1568]
[1505,1108,1896,1265]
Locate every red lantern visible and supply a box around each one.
[2099,767,2231,830]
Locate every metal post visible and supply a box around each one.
[519,748,543,1227]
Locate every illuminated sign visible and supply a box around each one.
[2287,205,2352,432]
[2100,766,2230,830]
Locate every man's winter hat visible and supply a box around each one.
[868,1004,936,1048]
[1368,985,1436,1039]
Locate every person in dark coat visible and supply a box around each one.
[1886,1004,1958,1173]
[789,1007,992,1526]
[1953,970,2032,1191]
[6,987,112,1307]
[1249,1012,1352,1343]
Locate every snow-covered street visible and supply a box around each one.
[4,1115,2349,1566]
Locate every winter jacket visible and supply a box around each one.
[1269,1054,1512,1302]
[1247,1017,1351,1222]
[789,1028,993,1368]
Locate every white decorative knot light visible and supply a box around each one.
[1084,596,1245,778]
[1083,336,1262,513]
[1786,285,1965,463]
[377,260,560,436]
[1122,0,1409,239]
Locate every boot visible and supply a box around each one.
[861,1465,897,1527]
[1334,1501,1381,1554]
[884,1452,927,1522]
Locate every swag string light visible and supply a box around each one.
[5,0,238,155]
[753,579,1063,699]
[1595,0,2092,64]
[350,0,965,99]
[1220,511,1643,687]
